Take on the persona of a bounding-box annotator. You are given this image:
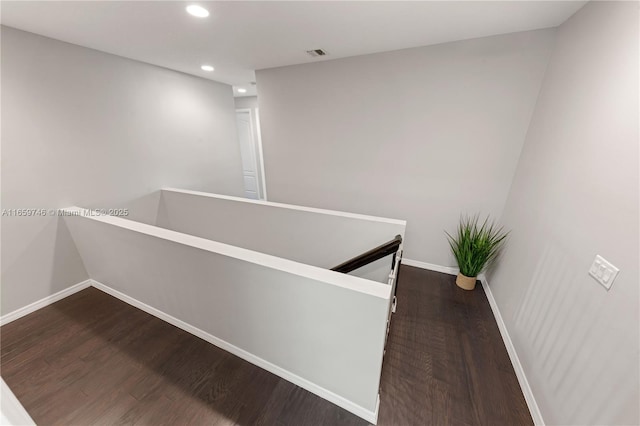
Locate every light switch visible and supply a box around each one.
[588,255,619,290]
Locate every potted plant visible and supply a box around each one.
[445,215,509,290]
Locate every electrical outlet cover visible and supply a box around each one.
[588,255,619,290]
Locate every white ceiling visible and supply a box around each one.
[1,1,586,97]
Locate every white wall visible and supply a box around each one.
[156,188,405,282]
[489,2,639,425]
[1,379,35,426]
[64,209,391,421]
[234,96,258,110]
[256,29,555,265]
[1,27,244,314]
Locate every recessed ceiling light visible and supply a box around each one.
[237,88,247,93]
[201,65,214,72]
[186,5,209,18]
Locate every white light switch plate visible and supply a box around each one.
[588,255,619,290]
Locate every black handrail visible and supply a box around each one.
[331,235,402,274]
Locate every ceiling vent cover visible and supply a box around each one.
[306,49,327,57]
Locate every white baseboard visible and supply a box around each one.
[0,279,92,326]
[400,259,544,425]
[401,258,458,275]
[89,280,379,424]
[479,275,544,425]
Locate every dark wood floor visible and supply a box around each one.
[1,266,532,425]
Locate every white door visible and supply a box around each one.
[235,110,261,199]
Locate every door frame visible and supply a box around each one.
[254,108,268,201]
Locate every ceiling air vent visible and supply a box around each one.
[306,49,327,57]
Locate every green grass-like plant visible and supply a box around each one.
[445,215,509,278]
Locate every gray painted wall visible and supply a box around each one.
[156,189,405,282]
[234,96,258,110]
[256,29,555,265]
[64,210,390,418]
[489,2,639,424]
[1,27,244,314]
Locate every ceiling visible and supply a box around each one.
[1,1,586,97]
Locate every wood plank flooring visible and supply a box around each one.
[1,266,532,425]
